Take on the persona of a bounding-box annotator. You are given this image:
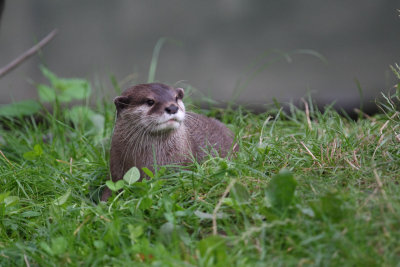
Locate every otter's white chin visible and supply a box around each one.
[153,110,185,132]
[155,120,182,131]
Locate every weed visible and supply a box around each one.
[0,70,399,265]
[0,47,399,265]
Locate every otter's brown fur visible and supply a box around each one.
[101,83,235,201]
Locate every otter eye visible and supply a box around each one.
[146,99,155,106]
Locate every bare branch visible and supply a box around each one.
[0,29,58,78]
[212,179,236,235]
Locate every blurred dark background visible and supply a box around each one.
[0,1,399,113]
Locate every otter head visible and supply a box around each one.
[114,83,185,134]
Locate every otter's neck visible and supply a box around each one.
[128,125,191,168]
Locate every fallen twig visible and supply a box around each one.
[300,141,322,167]
[0,29,58,78]
[73,216,91,236]
[0,150,14,168]
[212,179,236,235]
[24,254,30,267]
[344,158,359,170]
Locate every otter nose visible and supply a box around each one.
[165,104,179,114]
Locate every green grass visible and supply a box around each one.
[0,81,400,266]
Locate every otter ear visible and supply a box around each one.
[176,88,184,99]
[114,96,130,112]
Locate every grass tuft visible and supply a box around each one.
[0,73,400,265]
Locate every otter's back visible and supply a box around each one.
[184,112,234,160]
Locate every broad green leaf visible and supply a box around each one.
[40,241,54,256]
[4,196,19,206]
[57,93,72,103]
[256,143,271,155]
[55,78,91,101]
[33,144,43,156]
[54,188,72,206]
[115,180,125,191]
[38,84,56,102]
[123,167,140,185]
[138,197,153,210]
[93,240,105,249]
[106,181,117,191]
[40,66,92,102]
[66,106,95,125]
[175,210,188,217]
[159,222,190,246]
[40,66,58,86]
[197,235,227,265]
[155,166,167,178]
[66,79,91,99]
[231,182,250,204]
[90,113,105,132]
[194,210,227,220]
[128,224,144,242]
[23,144,43,160]
[159,222,175,244]
[164,212,174,223]
[106,180,125,192]
[51,236,68,255]
[310,191,345,223]
[23,151,37,160]
[21,211,41,217]
[218,160,228,170]
[222,197,234,207]
[0,100,41,117]
[299,206,315,217]
[142,167,154,178]
[0,192,11,203]
[265,169,297,211]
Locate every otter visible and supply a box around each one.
[101,83,236,201]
